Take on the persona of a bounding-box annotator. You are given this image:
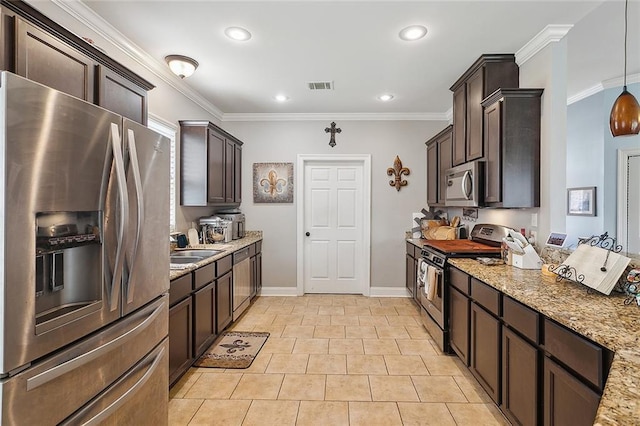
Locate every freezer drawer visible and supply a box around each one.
[0,295,168,425]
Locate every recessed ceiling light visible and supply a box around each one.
[378,94,394,102]
[274,94,289,102]
[225,27,252,41]
[399,25,427,41]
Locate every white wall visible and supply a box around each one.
[223,120,445,289]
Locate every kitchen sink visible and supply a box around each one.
[169,256,204,264]
[171,250,222,258]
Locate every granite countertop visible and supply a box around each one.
[169,231,263,281]
[445,258,640,426]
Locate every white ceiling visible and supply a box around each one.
[77,0,639,118]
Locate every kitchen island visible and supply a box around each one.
[448,257,639,426]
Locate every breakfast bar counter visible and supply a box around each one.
[448,258,640,426]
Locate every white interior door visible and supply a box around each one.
[302,160,365,294]
[626,155,640,254]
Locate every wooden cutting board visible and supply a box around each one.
[423,239,501,254]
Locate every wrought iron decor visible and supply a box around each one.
[387,156,410,191]
[324,122,341,147]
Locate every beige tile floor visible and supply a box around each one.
[169,295,510,426]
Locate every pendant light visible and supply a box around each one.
[609,0,640,136]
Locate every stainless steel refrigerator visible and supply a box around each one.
[0,72,170,424]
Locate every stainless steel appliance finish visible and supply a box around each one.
[232,247,251,321]
[444,161,485,207]
[217,211,246,240]
[418,224,508,352]
[0,72,170,424]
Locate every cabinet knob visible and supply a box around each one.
[305,232,311,237]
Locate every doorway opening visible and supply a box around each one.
[617,148,640,254]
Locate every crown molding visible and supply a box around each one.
[516,24,573,66]
[222,112,448,122]
[602,73,640,90]
[49,0,224,121]
[567,73,640,105]
[567,83,604,105]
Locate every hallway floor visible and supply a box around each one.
[168,295,509,425]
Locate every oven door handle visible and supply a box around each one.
[436,269,443,298]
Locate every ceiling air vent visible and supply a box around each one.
[307,81,334,90]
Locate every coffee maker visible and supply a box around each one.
[216,210,245,240]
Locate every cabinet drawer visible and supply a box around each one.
[544,319,604,390]
[194,262,215,290]
[169,274,192,306]
[449,267,470,295]
[471,278,500,316]
[503,296,539,344]
[217,254,233,276]
[406,241,418,257]
[255,240,262,254]
[249,243,257,257]
[234,247,250,263]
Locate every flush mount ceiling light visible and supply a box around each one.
[609,0,640,136]
[225,27,252,41]
[165,55,199,79]
[399,25,427,41]
[274,94,289,102]
[378,94,394,102]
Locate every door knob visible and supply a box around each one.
[305,232,310,237]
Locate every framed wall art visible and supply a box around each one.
[567,186,596,216]
[253,162,294,203]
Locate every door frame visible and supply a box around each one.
[617,148,640,252]
[296,154,371,296]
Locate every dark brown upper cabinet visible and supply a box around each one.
[482,88,543,208]
[425,125,453,207]
[180,120,243,207]
[450,54,519,167]
[96,66,148,125]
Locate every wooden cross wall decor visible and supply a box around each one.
[324,122,341,147]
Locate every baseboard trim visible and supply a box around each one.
[258,287,298,296]
[369,287,411,297]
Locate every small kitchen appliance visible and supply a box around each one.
[217,210,245,240]
[199,216,232,243]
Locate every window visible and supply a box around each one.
[147,114,178,232]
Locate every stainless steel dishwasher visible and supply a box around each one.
[232,247,251,321]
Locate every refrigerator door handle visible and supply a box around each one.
[26,302,164,391]
[109,123,129,311]
[125,128,144,304]
[60,346,166,426]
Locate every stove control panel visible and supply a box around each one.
[420,249,446,267]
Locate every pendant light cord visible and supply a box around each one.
[624,0,628,88]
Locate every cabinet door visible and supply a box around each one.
[437,130,452,204]
[426,142,438,206]
[207,130,226,204]
[484,100,502,203]
[466,68,484,161]
[169,297,192,386]
[250,255,257,299]
[96,66,147,125]
[216,271,233,334]
[543,357,600,426]
[470,302,501,403]
[0,7,10,72]
[452,85,466,166]
[234,144,242,203]
[15,18,95,102]
[193,281,217,358]
[450,286,470,366]
[225,140,235,203]
[502,327,539,426]
[256,252,262,295]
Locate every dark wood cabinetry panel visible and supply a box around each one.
[438,130,453,204]
[97,66,147,125]
[234,143,242,203]
[470,302,501,404]
[216,271,232,334]
[207,130,226,204]
[406,253,416,299]
[426,141,438,206]
[425,125,453,207]
[169,297,192,386]
[482,88,543,208]
[450,286,470,365]
[466,68,484,161]
[225,140,235,203]
[502,327,539,426]
[193,281,217,358]
[543,357,600,426]
[452,86,466,166]
[15,18,95,102]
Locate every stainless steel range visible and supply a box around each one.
[417,224,511,352]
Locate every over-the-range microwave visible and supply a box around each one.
[444,160,485,207]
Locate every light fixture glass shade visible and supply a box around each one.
[609,88,640,136]
[165,55,199,79]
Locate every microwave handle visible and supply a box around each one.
[462,170,472,200]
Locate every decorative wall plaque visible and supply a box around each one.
[253,162,294,203]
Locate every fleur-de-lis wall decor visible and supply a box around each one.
[260,169,287,197]
[387,156,410,191]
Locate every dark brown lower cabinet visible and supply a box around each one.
[449,286,470,366]
[406,253,415,299]
[255,252,262,295]
[543,357,601,426]
[168,297,192,386]
[502,327,539,426]
[216,271,233,334]
[470,302,501,404]
[193,281,217,358]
